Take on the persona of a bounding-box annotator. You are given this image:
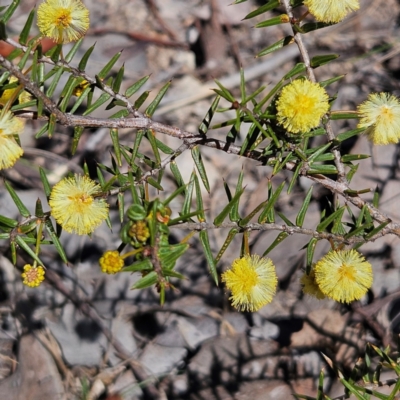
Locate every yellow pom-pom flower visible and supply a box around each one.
[304,0,360,23]
[314,249,373,303]
[357,93,400,145]
[99,250,125,274]
[221,254,278,312]
[0,111,24,170]
[276,79,330,134]
[301,269,325,300]
[22,265,45,287]
[49,174,109,235]
[37,0,90,44]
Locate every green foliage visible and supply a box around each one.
[0,0,397,358]
[295,344,400,399]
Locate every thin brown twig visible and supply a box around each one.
[172,221,394,243]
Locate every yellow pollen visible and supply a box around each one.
[298,96,313,111]
[77,193,92,203]
[241,269,258,292]
[56,10,72,27]
[26,268,39,282]
[380,106,394,120]
[338,263,356,281]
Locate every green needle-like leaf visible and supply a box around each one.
[83,92,111,115]
[19,7,34,45]
[199,95,220,135]
[256,36,294,58]
[97,51,122,79]
[109,128,122,167]
[262,232,289,256]
[15,236,43,266]
[131,270,158,289]
[230,169,244,222]
[145,81,171,116]
[199,230,218,285]
[335,127,365,142]
[112,63,125,93]
[44,220,68,263]
[306,238,318,273]
[194,172,206,222]
[316,207,345,232]
[214,187,245,226]
[215,228,239,264]
[296,186,313,227]
[5,181,30,217]
[258,181,285,223]
[192,146,210,193]
[243,0,280,19]
[182,172,195,216]
[124,258,153,272]
[1,0,20,24]
[78,43,96,71]
[0,214,18,228]
[134,91,150,109]
[125,75,150,98]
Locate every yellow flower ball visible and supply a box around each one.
[357,93,400,145]
[314,250,373,303]
[304,0,360,24]
[276,79,329,134]
[37,0,90,44]
[0,111,24,170]
[300,269,325,300]
[22,264,45,287]
[49,174,109,235]
[99,250,125,274]
[221,254,278,312]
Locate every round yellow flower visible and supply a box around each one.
[357,93,400,145]
[221,254,278,312]
[0,77,31,107]
[276,79,330,134]
[314,250,373,303]
[301,269,325,300]
[304,0,360,23]
[49,174,109,235]
[22,264,45,287]
[99,250,125,274]
[0,111,24,170]
[37,0,90,44]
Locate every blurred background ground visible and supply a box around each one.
[1,0,400,399]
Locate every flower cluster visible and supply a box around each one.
[0,111,24,170]
[223,250,373,311]
[357,93,400,145]
[37,0,90,44]
[276,79,329,134]
[49,174,109,235]
[128,220,150,244]
[304,0,360,23]
[222,254,278,312]
[302,249,373,303]
[22,265,45,287]
[99,250,125,274]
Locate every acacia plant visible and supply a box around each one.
[1,0,400,396]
